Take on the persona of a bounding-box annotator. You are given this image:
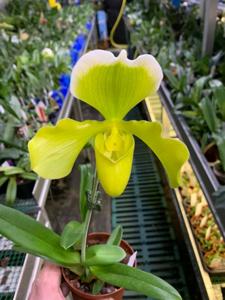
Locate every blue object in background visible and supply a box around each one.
[74,0,80,5]
[50,90,64,109]
[48,16,89,118]
[97,10,108,41]
[50,74,71,109]
[74,34,86,51]
[60,86,68,98]
[70,49,79,66]
[34,98,40,105]
[59,73,71,97]
[86,20,92,31]
[59,74,70,89]
[70,34,86,66]
[172,0,181,8]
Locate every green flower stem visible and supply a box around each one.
[81,168,99,266]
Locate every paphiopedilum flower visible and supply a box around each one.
[28,50,189,196]
[48,0,61,10]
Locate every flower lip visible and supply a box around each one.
[104,126,123,152]
[95,126,134,164]
[95,129,135,197]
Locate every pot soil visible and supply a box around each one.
[62,232,135,300]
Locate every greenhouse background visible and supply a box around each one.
[0,0,225,299]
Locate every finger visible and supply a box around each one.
[29,263,65,300]
[36,263,61,288]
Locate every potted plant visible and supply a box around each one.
[199,96,225,183]
[0,168,36,204]
[0,50,189,299]
[0,158,37,205]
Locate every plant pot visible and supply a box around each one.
[62,232,135,300]
[213,162,225,185]
[0,181,7,195]
[203,142,219,165]
[17,180,35,199]
[0,180,34,201]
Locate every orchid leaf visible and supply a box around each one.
[28,119,106,179]
[0,138,27,152]
[6,177,17,205]
[214,86,225,121]
[91,263,181,300]
[20,172,37,180]
[60,221,84,250]
[214,134,225,172]
[0,99,19,119]
[92,280,104,295]
[70,50,163,119]
[0,148,24,160]
[195,76,209,89]
[164,69,179,91]
[0,166,24,176]
[122,120,189,187]
[3,121,16,143]
[85,245,126,266]
[107,225,123,246]
[13,244,83,276]
[0,204,80,267]
[199,97,219,133]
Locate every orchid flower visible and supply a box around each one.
[28,50,189,196]
[48,0,61,10]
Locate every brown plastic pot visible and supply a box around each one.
[62,232,135,300]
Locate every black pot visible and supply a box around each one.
[204,143,219,165]
[17,180,35,199]
[0,180,35,198]
[0,181,7,195]
[213,163,225,185]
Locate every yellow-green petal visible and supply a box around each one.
[70,50,163,120]
[48,0,61,9]
[122,121,189,187]
[95,129,135,197]
[28,119,105,179]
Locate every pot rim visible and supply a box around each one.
[213,162,225,177]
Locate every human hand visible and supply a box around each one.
[29,263,69,300]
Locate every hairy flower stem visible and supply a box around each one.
[81,169,99,267]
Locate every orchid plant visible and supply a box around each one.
[0,50,189,299]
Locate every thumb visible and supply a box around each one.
[36,263,62,288]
